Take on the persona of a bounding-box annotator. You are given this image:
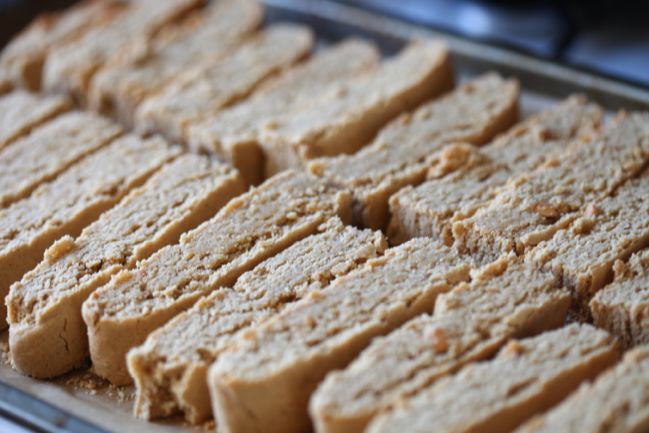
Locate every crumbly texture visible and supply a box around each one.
[388,96,602,245]
[0,110,121,207]
[208,238,474,433]
[7,154,244,379]
[0,135,178,330]
[367,324,620,433]
[81,170,352,385]
[128,220,386,424]
[515,347,649,433]
[309,73,520,230]
[310,259,570,433]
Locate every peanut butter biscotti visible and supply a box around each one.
[7,154,244,379]
[208,238,473,433]
[308,73,519,230]
[135,24,313,143]
[128,220,386,424]
[0,111,122,207]
[310,259,570,433]
[82,170,352,385]
[0,135,178,330]
[367,324,619,433]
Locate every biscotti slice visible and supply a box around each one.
[453,112,649,262]
[7,154,244,379]
[187,39,380,185]
[388,96,603,244]
[310,259,570,433]
[367,324,619,433]
[0,90,71,150]
[208,237,474,433]
[515,346,649,433]
[135,24,313,143]
[0,135,178,330]
[128,220,386,424]
[308,73,520,230]
[0,111,122,207]
[82,170,352,385]
[90,0,262,127]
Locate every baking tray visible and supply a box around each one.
[1,1,648,432]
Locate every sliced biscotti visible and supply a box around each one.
[7,154,244,379]
[135,24,313,143]
[515,346,649,433]
[367,324,619,433]
[0,111,122,207]
[310,258,570,433]
[259,40,453,176]
[208,238,473,433]
[90,0,262,127]
[453,112,649,263]
[81,170,352,385]
[187,39,380,185]
[0,90,71,150]
[0,135,178,330]
[308,73,520,230]
[128,220,386,424]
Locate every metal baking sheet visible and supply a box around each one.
[0,0,647,432]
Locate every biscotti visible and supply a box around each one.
[367,324,619,433]
[82,170,352,385]
[7,154,244,379]
[259,40,453,176]
[310,259,570,433]
[128,220,386,424]
[0,135,178,330]
[135,24,313,143]
[0,111,122,207]
[90,0,261,126]
[515,346,649,433]
[309,73,520,230]
[208,238,474,433]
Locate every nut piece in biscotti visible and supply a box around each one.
[0,135,178,331]
[7,154,244,379]
[388,96,603,245]
[0,90,72,150]
[515,346,649,433]
[135,24,313,144]
[187,39,380,186]
[453,112,649,263]
[90,0,262,127]
[0,111,122,207]
[259,40,454,177]
[310,258,570,433]
[128,220,386,424]
[367,324,619,433]
[81,170,352,385]
[308,73,520,231]
[208,238,474,433]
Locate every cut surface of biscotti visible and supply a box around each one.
[310,258,570,433]
[259,40,453,176]
[388,96,602,245]
[135,24,313,143]
[208,237,474,433]
[515,346,649,433]
[7,154,244,379]
[81,170,352,385]
[367,324,619,433]
[0,111,121,207]
[128,220,386,424]
[0,135,178,330]
[309,73,520,230]
[89,0,261,126]
[0,90,72,150]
